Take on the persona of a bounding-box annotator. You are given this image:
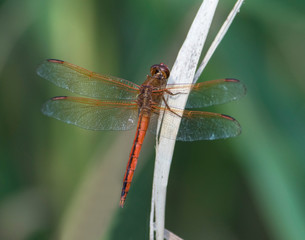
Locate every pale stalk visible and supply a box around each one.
[194,0,245,82]
[150,0,245,239]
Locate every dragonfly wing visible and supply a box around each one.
[176,111,241,141]
[37,59,140,100]
[42,96,138,131]
[165,79,246,108]
[149,108,241,141]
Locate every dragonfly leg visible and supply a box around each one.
[164,89,186,96]
[161,95,182,118]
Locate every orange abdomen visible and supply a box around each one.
[120,113,150,207]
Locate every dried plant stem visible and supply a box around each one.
[150,0,245,239]
[194,0,245,82]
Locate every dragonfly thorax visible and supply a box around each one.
[137,86,154,112]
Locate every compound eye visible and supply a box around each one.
[150,64,159,76]
[150,63,170,78]
[159,63,170,78]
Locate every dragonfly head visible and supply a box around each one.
[150,63,170,79]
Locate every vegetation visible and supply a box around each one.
[0,0,304,239]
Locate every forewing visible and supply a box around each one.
[37,59,139,100]
[42,96,138,131]
[165,79,246,108]
[149,108,241,141]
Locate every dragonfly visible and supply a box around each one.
[38,59,246,207]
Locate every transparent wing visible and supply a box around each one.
[164,79,246,108]
[37,59,140,100]
[149,107,241,141]
[42,96,138,131]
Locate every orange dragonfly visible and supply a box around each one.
[38,59,245,207]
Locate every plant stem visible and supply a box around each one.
[150,0,245,239]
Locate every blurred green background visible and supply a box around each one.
[1,0,305,239]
